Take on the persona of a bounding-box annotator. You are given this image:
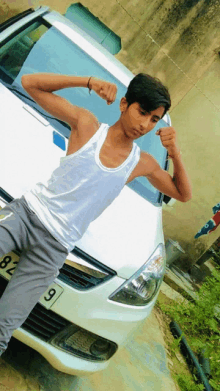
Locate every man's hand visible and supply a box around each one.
[148,125,192,202]
[156,126,180,157]
[89,77,117,105]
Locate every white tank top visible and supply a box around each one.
[24,123,141,252]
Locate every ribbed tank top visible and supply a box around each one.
[24,123,141,252]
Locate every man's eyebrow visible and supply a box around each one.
[152,114,162,120]
[139,107,162,120]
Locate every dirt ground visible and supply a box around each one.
[0,359,40,391]
[0,299,189,391]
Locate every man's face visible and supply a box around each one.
[120,100,165,140]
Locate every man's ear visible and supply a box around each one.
[120,97,128,113]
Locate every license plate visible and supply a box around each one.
[0,252,64,309]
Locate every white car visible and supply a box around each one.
[0,5,170,375]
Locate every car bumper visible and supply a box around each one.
[13,275,157,375]
[13,327,109,376]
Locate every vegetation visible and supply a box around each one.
[157,266,220,391]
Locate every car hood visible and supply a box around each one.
[76,186,164,279]
[1,84,164,279]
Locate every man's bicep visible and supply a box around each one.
[146,165,182,201]
[22,85,95,129]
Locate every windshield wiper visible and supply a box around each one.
[1,79,71,131]
[1,79,35,102]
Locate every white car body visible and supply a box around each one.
[0,6,170,375]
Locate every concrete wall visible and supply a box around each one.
[1,0,220,265]
[163,57,220,267]
[80,0,220,109]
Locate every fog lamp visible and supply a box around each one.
[50,324,117,361]
[90,339,111,356]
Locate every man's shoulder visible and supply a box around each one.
[76,109,100,134]
[139,150,156,164]
[138,151,160,176]
[67,116,101,156]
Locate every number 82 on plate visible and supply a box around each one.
[0,252,64,309]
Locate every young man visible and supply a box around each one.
[0,73,192,355]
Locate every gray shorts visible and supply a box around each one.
[0,195,68,353]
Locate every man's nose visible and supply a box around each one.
[141,115,151,130]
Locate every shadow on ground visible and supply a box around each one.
[1,338,78,391]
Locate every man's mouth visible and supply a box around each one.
[133,129,142,136]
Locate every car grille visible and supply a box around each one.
[57,247,116,290]
[0,276,70,341]
[58,262,110,290]
[58,263,99,289]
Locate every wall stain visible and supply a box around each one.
[153,0,200,46]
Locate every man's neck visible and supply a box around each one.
[108,121,133,150]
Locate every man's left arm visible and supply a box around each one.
[146,126,192,202]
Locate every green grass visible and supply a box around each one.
[157,266,220,391]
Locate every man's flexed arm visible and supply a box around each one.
[88,77,117,105]
[145,126,192,202]
[21,73,117,129]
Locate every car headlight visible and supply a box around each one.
[109,243,166,306]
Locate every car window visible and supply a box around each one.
[0,21,48,81]
[0,18,168,205]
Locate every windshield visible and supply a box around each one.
[0,17,169,205]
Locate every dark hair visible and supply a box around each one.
[125,73,171,116]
